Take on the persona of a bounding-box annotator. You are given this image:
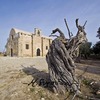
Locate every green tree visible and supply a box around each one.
[92,41,100,55]
[79,42,92,59]
[97,27,100,39]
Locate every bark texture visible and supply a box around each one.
[46,19,87,95]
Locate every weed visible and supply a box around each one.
[30,87,35,92]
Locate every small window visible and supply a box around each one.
[26,44,29,49]
[11,35,13,40]
[38,30,40,34]
[37,30,40,36]
[46,46,48,50]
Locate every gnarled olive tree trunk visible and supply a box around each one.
[46,19,87,95]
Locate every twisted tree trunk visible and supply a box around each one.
[46,38,80,94]
[46,19,87,96]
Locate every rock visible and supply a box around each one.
[28,88,30,91]
[90,81,100,90]
[55,93,58,96]
[35,90,38,94]
[96,90,100,95]
[41,97,45,100]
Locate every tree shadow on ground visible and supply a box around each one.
[76,64,100,75]
[22,65,54,92]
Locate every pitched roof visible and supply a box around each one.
[41,35,52,39]
[12,28,32,35]
[12,28,52,39]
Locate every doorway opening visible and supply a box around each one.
[11,48,13,57]
[37,48,40,56]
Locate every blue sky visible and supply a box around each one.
[0,0,100,52]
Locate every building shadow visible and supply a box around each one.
[22,65,54,92]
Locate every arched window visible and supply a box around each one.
[11,35,13,40]
[11,48,13,57]
[37,48,40,56]
[37,30,40,36]
[46,46,48,50]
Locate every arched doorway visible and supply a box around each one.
[37,48,40,56]
[11,48,13,57]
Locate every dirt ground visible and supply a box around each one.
[76,59,100,80]
[0,57,100,100]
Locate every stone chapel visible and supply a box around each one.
[6,28,52,57]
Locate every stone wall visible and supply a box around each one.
[18,33,32,57]
[6,28,52,57]
[6,29,18,56]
